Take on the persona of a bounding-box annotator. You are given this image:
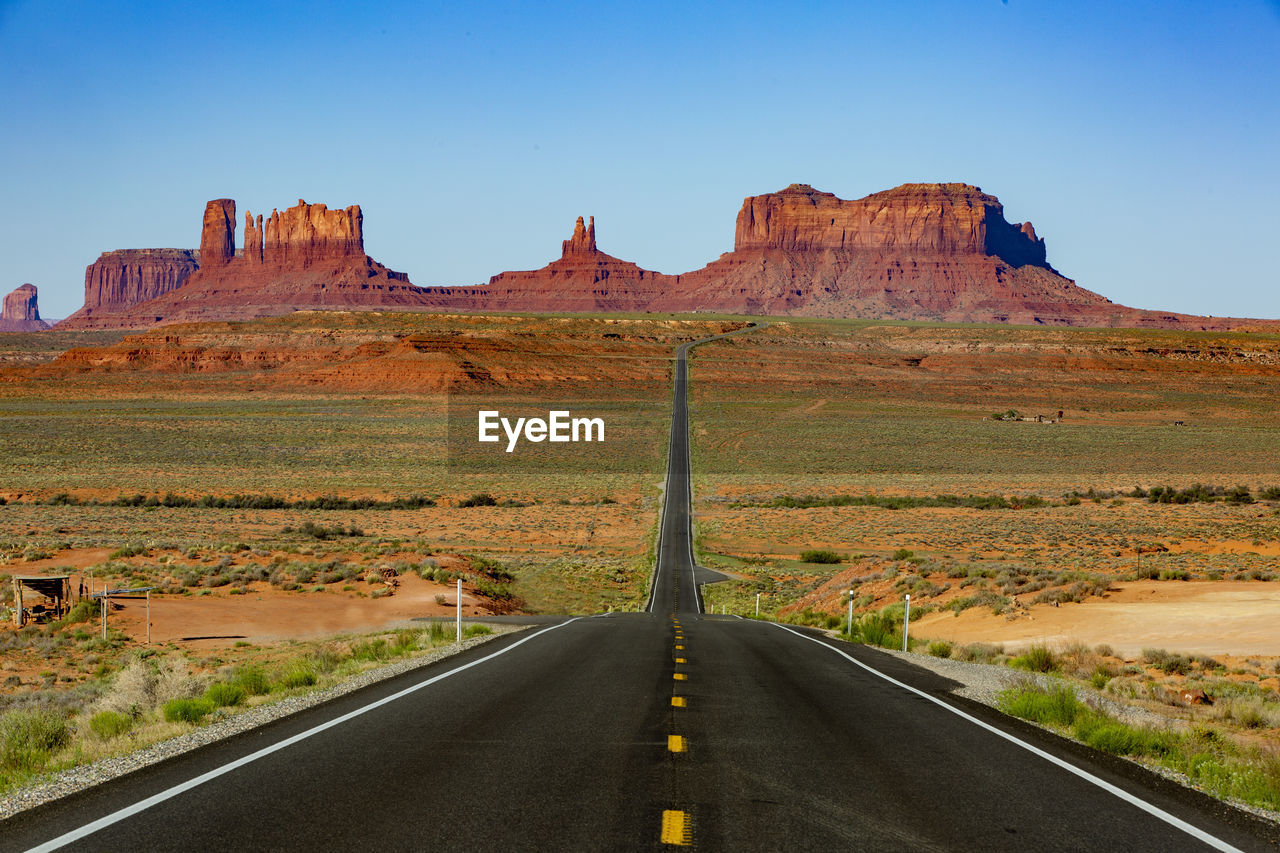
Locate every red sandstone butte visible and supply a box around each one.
[422,183,1269,330]
[59,249,200,328]
[57,183,1277,330]
[62,199,420,328]
[421,215,669,314]
[0,283,50,332]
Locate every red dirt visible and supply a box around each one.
[105,574,484,648]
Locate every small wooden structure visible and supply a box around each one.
[11,575,73,627]
[92,586,157,643]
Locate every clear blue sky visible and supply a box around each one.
[2,0,1278,319]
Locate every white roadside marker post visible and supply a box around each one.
[902,594,911,651]
[456,578,462,644]
[755,592,760,618]
[146,589,151,645]
[847,588,854,637]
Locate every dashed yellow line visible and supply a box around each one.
[660,809,692,846]
[673,673,687,681]
[675,644,684,650]
[675,657,687,664]
[668,734,687,753]
[671,696,686,708]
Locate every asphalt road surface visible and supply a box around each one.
[4,329,1278,851]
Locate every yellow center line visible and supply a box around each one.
[668,734,687,753]
[675,644,684,650]
[675,657,687,664]
[672,696,686,708]
[660,810,692,846]
[673,672,687,681]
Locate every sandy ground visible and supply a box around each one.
[5,548,114,573]
[914,581,1280,657]
[102,574,484,648]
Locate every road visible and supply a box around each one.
[3,329,1278,851]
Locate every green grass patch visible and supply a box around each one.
[161,698,215,724]
[927,640,953,658]
[997,684,1084,727]
[1010,644,1058,673]
[0,709,72,773]
[203,682,245,707]
[273,659,318,690]
[88,710,133,740]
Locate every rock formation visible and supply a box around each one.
[422,216,668,314]
[562,216,597,255]
[260,200,364,266]
[57,183,1276,331]
[419,183,1264,330]
[62,198,418,328]
[60,249,201,328]
[733,183,1047,265]
[0,284,50,331]
[244,212,264,264]
[200,199,237,268]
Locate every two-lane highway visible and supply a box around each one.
[3,328,1278,851]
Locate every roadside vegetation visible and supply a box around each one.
[0,622,498,796]
[830,603,1280,813]
[997,681,1280,811]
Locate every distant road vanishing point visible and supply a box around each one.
[3,326,1277,852]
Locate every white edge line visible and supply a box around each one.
[28,619,581,853]
[769,623,1242,853]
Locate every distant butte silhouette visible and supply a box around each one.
[54,184,1276,331]
[0,283,51,331]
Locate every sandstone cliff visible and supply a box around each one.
[64,198,415,328]
[0,284,50,332]
[59,249,201,328]
[200,199,237,268]
[734,183,1048,267]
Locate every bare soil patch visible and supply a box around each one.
[914,581,1280,657]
